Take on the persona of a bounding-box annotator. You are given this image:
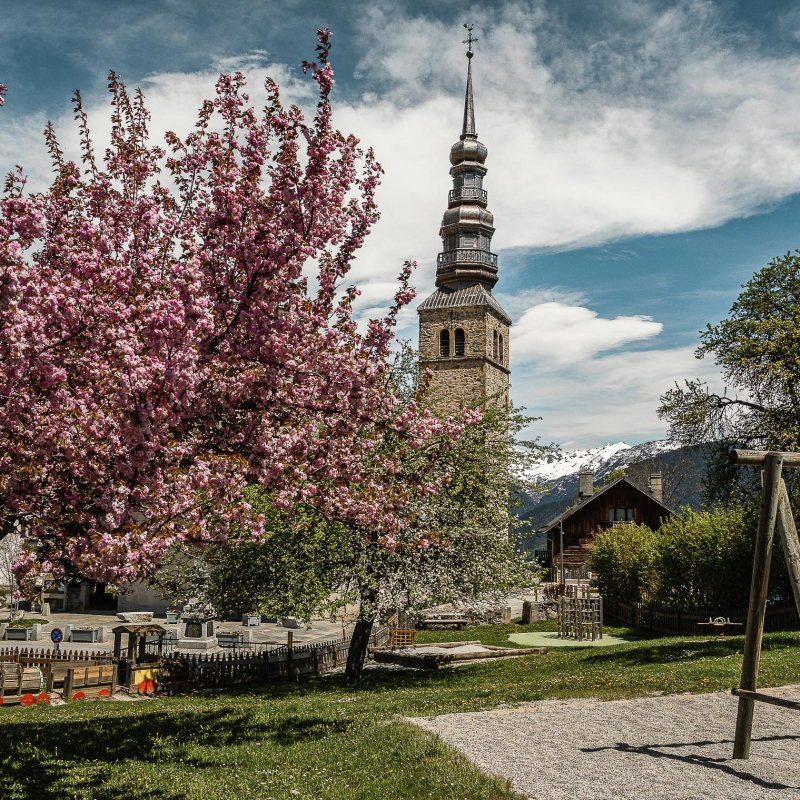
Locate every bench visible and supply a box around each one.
[418,617,469,631]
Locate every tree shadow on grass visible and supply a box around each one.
[578,631,800,668]
[0,705,348,800]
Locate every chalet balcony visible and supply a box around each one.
[437,249,498,268]
[449,187,488,204]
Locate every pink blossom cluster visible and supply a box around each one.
[0,32,473,585]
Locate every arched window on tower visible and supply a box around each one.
[498,334,504,364]
[439,329,450,358]
[493,330,498,360]
[454,328,465,357]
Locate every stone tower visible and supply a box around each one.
[417,31,511,414]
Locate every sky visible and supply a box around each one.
[2,0,800,449]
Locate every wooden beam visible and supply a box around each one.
[732,688,800,712]
[733,452,783,760]
[776,479,800,619]
[730,449,800,468]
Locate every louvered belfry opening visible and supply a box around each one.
[439,329,450,357]
[454,328,465,357]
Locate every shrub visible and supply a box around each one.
[591,524,660,603]
[591,505,789,610]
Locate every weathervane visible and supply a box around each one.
[463,22,477,58]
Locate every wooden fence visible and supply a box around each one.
[0,627,390,698]
[159,626,389,694]
[0,647,114,665]
[604,598,800,636]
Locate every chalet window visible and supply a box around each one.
[498,334,504,363]
[608,507,636,523]
[454,328,465,357]
[439,329,450,357]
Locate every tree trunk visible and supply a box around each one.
[344,614,374,680]
[345,586,378,681]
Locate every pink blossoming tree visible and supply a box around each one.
[0,33,470,597]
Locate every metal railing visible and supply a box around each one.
[449,187,487,204]
[437,249,497,268]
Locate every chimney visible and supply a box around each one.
[649,473,663,504]
[578,470,594,500]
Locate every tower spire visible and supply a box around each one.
[462,23,477,139]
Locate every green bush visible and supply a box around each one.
[591,506,787,611]
[654,506,754,610]
[591,524,660,603]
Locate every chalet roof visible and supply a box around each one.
[541,476,674,533]
[417,284,512,325]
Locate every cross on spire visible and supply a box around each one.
[463,22,477,57]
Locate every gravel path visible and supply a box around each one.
[410,687,800,800]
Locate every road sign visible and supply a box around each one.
[50,628,63,645]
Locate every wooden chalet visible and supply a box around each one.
[543,471,674,580]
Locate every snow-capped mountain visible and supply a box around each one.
[516,439,705,535]
[530,440,680,485]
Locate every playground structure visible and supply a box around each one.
[557,584,603,642]
[729,449,800,759]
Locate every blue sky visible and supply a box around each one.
[3,0,800,448]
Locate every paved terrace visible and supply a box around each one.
[0,608,354,654]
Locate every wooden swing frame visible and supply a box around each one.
[729,450,800,759]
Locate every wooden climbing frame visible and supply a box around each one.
[388,629,415,649]
[729,450,800,759]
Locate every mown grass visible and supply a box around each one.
[1,622,799,800]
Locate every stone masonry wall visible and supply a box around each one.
[419,304,509,413]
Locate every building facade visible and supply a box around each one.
[544,471,674,580]
[417,38,511,413]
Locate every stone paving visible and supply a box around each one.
[0,608,353,653]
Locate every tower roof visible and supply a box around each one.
[462,43,476,138]
[433,27,501,293]
[417,283,512,325]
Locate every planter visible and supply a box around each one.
[5,626,32,641]
[71,628,99,643]
[166,611,181,625]
[216,632,244,646]
[242,613,261,627]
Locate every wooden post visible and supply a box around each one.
[733,452,783,760]
[776,479,800,618]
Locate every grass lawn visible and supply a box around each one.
[2,620,799,800]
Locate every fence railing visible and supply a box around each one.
[604,598,800,636]
[0,646,114,664]
[158,625,389,694]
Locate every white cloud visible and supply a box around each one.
[0,1,780,446]
[513,345,725,448]
[512,302,662,366]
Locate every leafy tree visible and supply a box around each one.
[601,468,627,486]
[153,342,550,679]
[659,252,800,503]
[0,32,468,587]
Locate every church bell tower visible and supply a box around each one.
[417,26,511,413]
